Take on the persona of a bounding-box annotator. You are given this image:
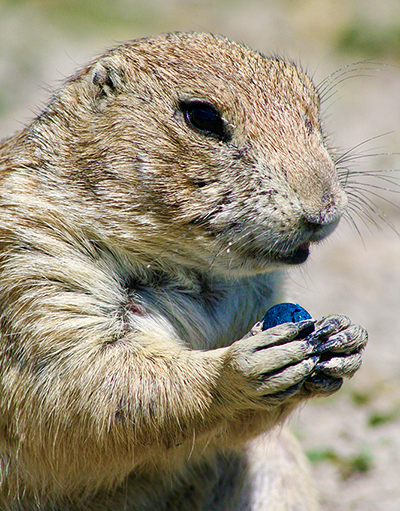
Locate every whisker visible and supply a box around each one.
[345,199,384,231]
[345,211,377,240]
[337,153,397,167]
[340,169,400,186]
[342,210,367,243]
[348,185,400,211]
[318,61,384,101]
[344,180,400,195]
[334,133,395,165]
[346,193,381,222]
[207,222,246,270]
[345,189,399,235]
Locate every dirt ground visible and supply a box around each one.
[1,1,399,509]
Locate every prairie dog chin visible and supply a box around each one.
[0,32,366,510]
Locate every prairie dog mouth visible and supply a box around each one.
[270,241,311,266]
[230,239,312,270]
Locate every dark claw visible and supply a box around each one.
[296,319,316,339]
[305,374,343,394]
[266,381,304,402]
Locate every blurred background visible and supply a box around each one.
[1,1,399,509]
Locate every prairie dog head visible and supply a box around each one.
[31,32,347,276]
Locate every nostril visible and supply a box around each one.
[302,191,346,227]
[302,184,347,226]
[322,190,333,205]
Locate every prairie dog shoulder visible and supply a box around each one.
[0,32,366,510]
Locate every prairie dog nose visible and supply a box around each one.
[302,187,347,226]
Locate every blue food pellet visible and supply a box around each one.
[262,303,314,338]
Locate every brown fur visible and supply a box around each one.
[0,32,367,510]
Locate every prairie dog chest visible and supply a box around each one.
[123,269,283,350]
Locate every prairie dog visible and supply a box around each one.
[0,32,367,510]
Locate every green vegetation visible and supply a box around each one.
[337,21,400,59]
[350,388,373,406]
[368,409,399,427]
[3,0,159,36]
[307,446,373,479]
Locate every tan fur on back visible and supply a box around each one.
[0,32,367,510]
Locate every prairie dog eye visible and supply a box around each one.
[180,100,229,141]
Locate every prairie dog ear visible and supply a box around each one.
[91,56,126,98]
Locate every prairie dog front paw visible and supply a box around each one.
[223,312,367,409]
[224,320,319,406]
[304,314,368,394]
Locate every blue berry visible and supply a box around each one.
[262,303,314,338]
